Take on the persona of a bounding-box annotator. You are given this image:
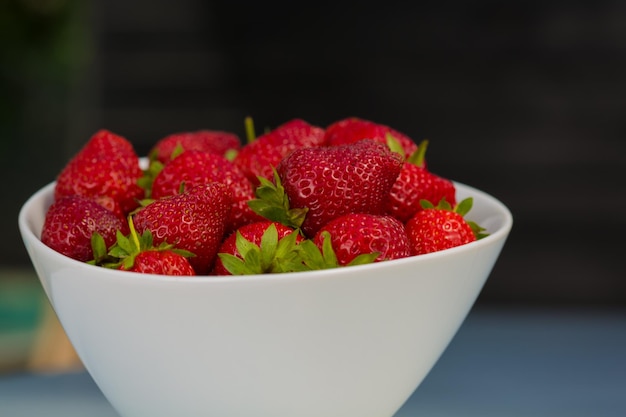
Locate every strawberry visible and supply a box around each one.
[276,139,403,237]
[150,150,262,233]
[325,117,418,156]
[132,183,231,274]
[405,198,487,255]
[120,250,196,275]
[90,218,196,276]
[385,140,457,223]
[54,129,144,215]
[312,213,410,266]
[41,195,128,262]
[104,224,196,276]
[213,221,304,275]
[233,118,326,185]
[149,130,241,164]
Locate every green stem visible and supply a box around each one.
[128,216,141,251]
[244,116,256,144]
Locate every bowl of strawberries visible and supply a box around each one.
[19,117,512,417]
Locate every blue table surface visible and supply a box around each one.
[1,307,625,417]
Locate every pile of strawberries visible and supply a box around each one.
[40,117,487,276]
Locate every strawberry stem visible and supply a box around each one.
[128,216,141,251]
[244,116,256,144]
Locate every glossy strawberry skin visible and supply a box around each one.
[151,150,262,234]
[119,250,196,276]
[132,183,231,274]
[41,195,128,262]
[406,209,476,255]
[54,129,144,215]
[386,164,457,223]
[91,195,126,222]
[234,119,326,185]
[325,117,418,156]
[150,130,241,164]
[313,213,411,266]
[212,221,302,275]
[277,139,403,237]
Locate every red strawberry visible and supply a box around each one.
[313,213,410,266]
[41,195,128,262]
[119,250,196,275]
[92,220,197,276]
[150,150,262,233]
[386,140,456,223]
[233,118,326,185]
[212,221,304,275]
[406,199,486,255]
[55,129,144,215]
[132,183,231,274]
[276,139,403,237]
[149,130,241,164]
[325,117,418,156]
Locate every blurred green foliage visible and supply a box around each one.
[0,0,91,267]
[0,0,88,77]
[0,0,90,142]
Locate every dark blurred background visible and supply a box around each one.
[1,0,625,307]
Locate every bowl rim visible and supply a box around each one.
[18,180,513,284]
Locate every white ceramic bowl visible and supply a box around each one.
[19,181,512,417]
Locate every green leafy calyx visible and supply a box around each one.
[137,155,165,199]
[247,170,308,229]
[406,139,429,167]
[385,133,405,158]
[218,224,307,275]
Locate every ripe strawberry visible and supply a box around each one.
[276,139,403,237]
[313,213,410,266]
[233,118,326,185]
[54,129,144,215]
[406,198,487,255]
[132,183,231,274]
[150,150,262,233]
[41,195,128,262]
[120,250,196,275]
[213,221,304,275]
[325,117,418,156]
[386,140,457,223]
[105,226,196,276]
[91,218,196,276]
[149,130,241,164]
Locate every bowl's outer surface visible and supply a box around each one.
[19,181,512,417]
